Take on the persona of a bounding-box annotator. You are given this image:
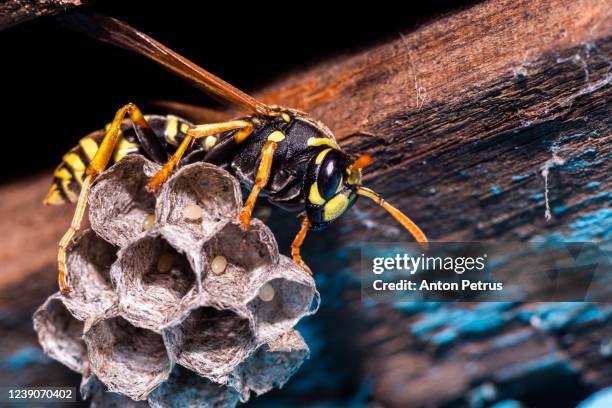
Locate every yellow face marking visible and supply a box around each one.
[315,148,332,165]
[79,138,99,160]
[308,182,326,205]
[165,117,179,145]
[281,113,291,122]
[323,193,350,222]
[307,137,338,149]
[203,135,218,151]
[113,137,140,162]
[267,131,286,142]
[179,123,190,133]
[347,168,362,185]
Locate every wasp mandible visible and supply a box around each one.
[46,12,428,294]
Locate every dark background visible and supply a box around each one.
[0,1,477,183]
[1,3,610,407]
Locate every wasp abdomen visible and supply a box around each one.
[44,115,191,205]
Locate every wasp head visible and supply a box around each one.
[304,149,371,230]
[304,148,428,249]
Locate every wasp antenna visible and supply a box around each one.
[357,187,428,250]
[349,155,373,171]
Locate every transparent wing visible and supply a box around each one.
[60,12,273,116]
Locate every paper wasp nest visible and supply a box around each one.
[34,155,319,407]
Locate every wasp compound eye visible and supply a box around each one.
[318,155,343,200]
[305,148,347,203]
[304,148,356,229]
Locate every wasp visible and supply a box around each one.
[46,12,428,294]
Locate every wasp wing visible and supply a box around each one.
[59,12,272,116]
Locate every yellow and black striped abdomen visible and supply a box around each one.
[44,114,193,205]
[45,131,101,205]
[44,125,141,205]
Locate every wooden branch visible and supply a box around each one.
[0,0,80,31]
[258,0,611,243]
[256,0,611,405]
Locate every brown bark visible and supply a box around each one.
[258,0,611,243]
[0,0,80,30]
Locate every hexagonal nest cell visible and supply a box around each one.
[63,229,118,323]
[164,306,256,382]
[88,155,160,247]
[156,162,242,241]
[237,330,310,398]
[33,154,318,406]
[33,294,86,373]
[248,256,319,341]
[148,366,240,408]
[201,220,278,306]
[112,232,198,332]
[84,315,172,401]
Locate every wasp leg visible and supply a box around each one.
[238,140,278,231]
[87,103,151,176]
[146,120,252,193]
[291,216,312,275]
[58,176,92,294]
[58,102,151,294]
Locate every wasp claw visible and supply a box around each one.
[238,211,251,232]
[292,251,312,275]
[60,285,73,296]
[146,166,173,193]
[145,178,162,194]
[297,261,312,276]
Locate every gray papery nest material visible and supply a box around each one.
[33,155,320,407]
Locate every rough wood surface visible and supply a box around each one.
[263,0,612,406]
[0,0,610,406]
[259,0,611,243]
[0,0,80,30]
